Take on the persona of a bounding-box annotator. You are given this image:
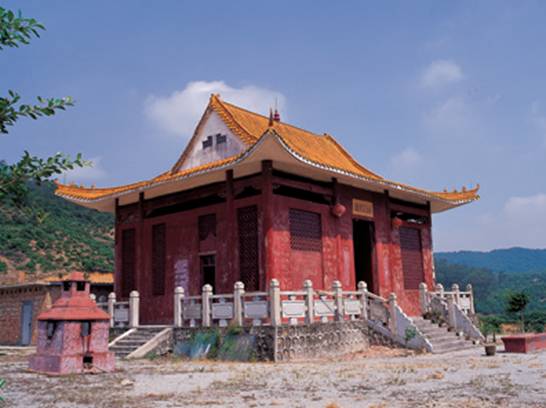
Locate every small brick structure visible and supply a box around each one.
[28,272,115,375]
[502,333,546,353]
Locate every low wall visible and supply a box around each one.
[172,320,371,362]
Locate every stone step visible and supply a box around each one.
[432,343,475,354]
[120,335,156,341]
[429,336,467,346]
[114,340,149,347]
[413,317,478,354]
[425,333,460,343]
[110,328,165,358]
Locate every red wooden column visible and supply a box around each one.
[114,198,120,296]
[225,170,236,287]
[332,178,343,286]
[137,192,144,296]
[261,160,274,289]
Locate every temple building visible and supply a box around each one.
[56,95,479,324]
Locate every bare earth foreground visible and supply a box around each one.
[1,346,545,407]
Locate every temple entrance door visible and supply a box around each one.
[352,219,376,293]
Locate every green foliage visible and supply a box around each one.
[0,377,4,403]
[0,153,89,205]
[0,181,114,279]
[0,6,87,203]
[437,256,546,333]
[506,292,529,315]
[0,90,74,134]
[0,261,6,274]
[506,291,529,332]
[0,7,44,49]
[404,326,417,343]
[435,259,546,315]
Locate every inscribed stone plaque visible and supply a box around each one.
[459,297,471,310]
[212,302,234,320]
[344,299,362,315]
[281,300,306,318]
[184,303,202,320]
[352,199,374,218]
[174,258,189,292]
[244,301,269,319]
[314,299,335,316]
[114,307,129,323]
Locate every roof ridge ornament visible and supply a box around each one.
[268,108,274,127]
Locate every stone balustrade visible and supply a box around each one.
[96,291,139,328]
[171,280,395,331]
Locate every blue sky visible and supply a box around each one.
[3,1,546,251]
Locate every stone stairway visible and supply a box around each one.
[110,327,165,358]
[413,317,477,354]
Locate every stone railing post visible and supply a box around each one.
[202,284,212,327]
[358,281,368,321]
[233,281,245,326]
[269,279,281,326]
[304,280,314,324]
[435,283,444,299]
[419,282,428,315]
[174,286,184,328]
[451,283,460,305]
[466,283,475,315]
[107,292,116,328]
[333,281,343,321]
[447,293,456,330]
[129,290,140,328]
[388,293,398,335]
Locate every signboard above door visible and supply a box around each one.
[352,199,374,218]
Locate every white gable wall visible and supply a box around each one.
[180,111,246,170]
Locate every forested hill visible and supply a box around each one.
[0,182,114,285]
[435,248,546,274]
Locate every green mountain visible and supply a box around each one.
[0,181,114,285]
[435,247,546,274]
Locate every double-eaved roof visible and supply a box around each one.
[56,94,479,213]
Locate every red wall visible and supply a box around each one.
[115,171,435,323]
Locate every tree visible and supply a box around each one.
[506,292,529,333]
[0,7,88,205]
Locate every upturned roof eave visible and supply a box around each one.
[55,130,478,213]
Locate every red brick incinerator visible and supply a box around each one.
[28,272,114,375]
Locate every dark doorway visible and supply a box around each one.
[200,255,216,291]
[352,220,375,292]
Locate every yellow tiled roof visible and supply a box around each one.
[55,95,480,206]
[45,272,114,284]
[204,95,382,179]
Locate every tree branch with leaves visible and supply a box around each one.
[0,6,88,204]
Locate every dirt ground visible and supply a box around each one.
[1,345,545,408]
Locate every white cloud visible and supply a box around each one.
[145,81,286,138]
[436,194,546,251]
[530,101,546,146]
[420,60,463,89]
[504,193,546,218]
[423,96,478,137]
[63,157,107,184]
[389,147,422,176]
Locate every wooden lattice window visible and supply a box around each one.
[238,206,259,291]
[400,227,424,290]
[121,228,136,298]
[152,223,166,296]
[198,214,216,241]
[289,209,322,252]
